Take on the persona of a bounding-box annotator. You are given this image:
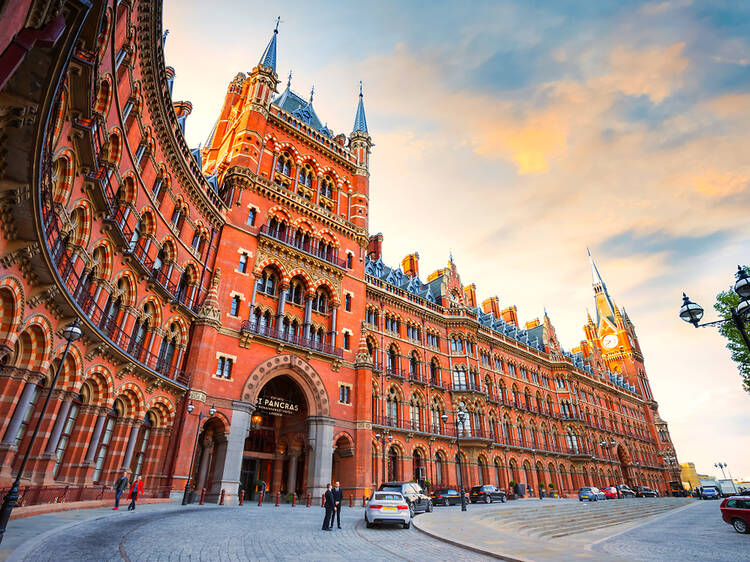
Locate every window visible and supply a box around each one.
[53,394,81,477]
[256,270,278,296]
[238,253,248,273]
[122,100,133,121]
[132,413,153,477]
[92,407,117,482]
[134,144,146,167]
[230,295,241,316]
[345,293,352,312]
[247,208,256,226]
[115,48,127,70]
[216,357,233,379]
[344,332,350,350]
[346,253,353,269]
[153,178,165,204]
[339,385,351,404]
[12,383,40,447]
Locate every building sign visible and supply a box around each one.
[257,395,299,416]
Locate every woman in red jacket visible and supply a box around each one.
[127,476,144,511]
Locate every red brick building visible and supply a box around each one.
[0,0,679,505]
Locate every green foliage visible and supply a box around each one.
[714,266,750,394]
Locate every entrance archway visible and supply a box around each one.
[388,446,399,481]
[191,416,227,502]
[617,443,633,487]
[332,433,355,490]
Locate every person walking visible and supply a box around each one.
[113,471,130,510]
[322,484,334,531]
[332,481,343,529]
[127,475,144,511]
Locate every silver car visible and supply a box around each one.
[364,491,411,528]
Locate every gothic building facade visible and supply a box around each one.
[0,0,679,504]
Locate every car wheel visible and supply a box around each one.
[426,500,433,513]
[501,496,506,503]
[733,518,749,534]
[485,496,491,504]
[403,521,411,529]
[579,498,583,502]
[366,520,373,529]
[409,504,415,518]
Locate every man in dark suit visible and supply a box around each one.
[322,483,334,531]
[332,481,343,529]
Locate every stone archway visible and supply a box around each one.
[617,443,634,487]
[237,354,334,501]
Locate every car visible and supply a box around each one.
[578,487,606,501]
[635,486,659,498]
[431,488,462,506]
[469,485,506,504]
[378,482,432,516]
[615,484,636,498]
[364,491,412,529]
[701,487,721,500]
[721,497,750,534]
[602,486,619,499]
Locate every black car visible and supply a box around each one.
[635,486,659,498]
[379,482,432,515]
[615,484,636,498]
[470,485,506,504]
[431,488,462,506]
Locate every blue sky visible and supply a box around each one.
[165,0,750,479]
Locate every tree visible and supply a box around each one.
[714,266,750,394]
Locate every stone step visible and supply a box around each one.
[522,506,681,538]
[513,505,677,531]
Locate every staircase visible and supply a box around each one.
[477,498,691,539]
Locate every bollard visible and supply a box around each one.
[199,488,206,505]
[349,494,353,508]
[275,491,280,507]
[291,493,296,507]
[258,491,264,506]
[239,489,245,506]
[362,495,366,507]
[219,489,226,505]
[306,493,311,507]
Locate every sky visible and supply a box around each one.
[164,0,750,480]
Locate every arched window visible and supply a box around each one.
[409,397,422,431]
[387,347,398,375]
[386,388,399,423]
[430,360,440,385]
[388,447,398,481]
[92,405,119,482]
[289,279,305,305]
[430,399,442,433]
[435,452,444,485]
[409,353,419,378]
[477,458,485,486]
[131,412,154,477]
[452,366,467,389]
[256,269,278,296]
[311,288,328,313]
[230,295,241,316]
[276,152,293,177]
[52,392,83,478]
[319,176,334,199]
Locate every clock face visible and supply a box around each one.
[602,335,618,349]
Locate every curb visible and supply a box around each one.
[10,498,172,520]
[412,514,528,562]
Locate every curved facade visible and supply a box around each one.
[0,0,680,503]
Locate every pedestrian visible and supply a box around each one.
[322,483,334,531]
[127,475,144,511]
[332,481,343,529]
[113,470,130,510]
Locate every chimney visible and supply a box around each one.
[367,233,383,261]
[401,252,419,278]
[501,305,518,327]
[482,296,500,318]
[172,100,193,135]
[463,284,477,307]
[525,318,541,330]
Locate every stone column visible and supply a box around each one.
[275,283,288,328]
[85,412,107,462]
[249,275,259,310]
[43,398,72,455]
[307,416,335,501]
[286,452,300,494]
[195,435,214,490]
[329,306,338,348]
[212,401,253,505]
[303,297,313,339]
[121,421,140,470]
[2,381,37,444]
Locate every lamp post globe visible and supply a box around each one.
[62,318,82,342]
[679,293,704,326]
[734,266,750,299]
[736,297,750,318]
[186,401,195,414]
[209,404,217,416]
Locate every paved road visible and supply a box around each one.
[593,499,747,561]
[7,503,488,562]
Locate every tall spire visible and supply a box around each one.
[352,81,368,134]
[259,16,280,71]
[587,248,616,324]
[587,247,606,290]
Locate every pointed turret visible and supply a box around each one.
[352,82,368,134]
[259,17,280,71]
[587,248,616,325]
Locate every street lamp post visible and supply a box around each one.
[375,432,392,486]
[680,266,750,351]
[0,319,82,544]
[442,407,468,512]
[182,401,216,505]
[714,462,728,479]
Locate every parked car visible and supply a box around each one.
[578,487,606,501]
[635,486,659,498]
[470,485,506,504]
[701,487,721,500]
[602,486,619,499]
[615,484,636,498]
[721,496,750,534]
[364,491,411,529]
[378,482,432,515]
[431,488,462,506]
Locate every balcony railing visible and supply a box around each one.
[240,320,343,358]
[450,381,483,393]
[259,224,347,268]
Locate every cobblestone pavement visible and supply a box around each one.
[592,499,748,561]
[7,503,489,562]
